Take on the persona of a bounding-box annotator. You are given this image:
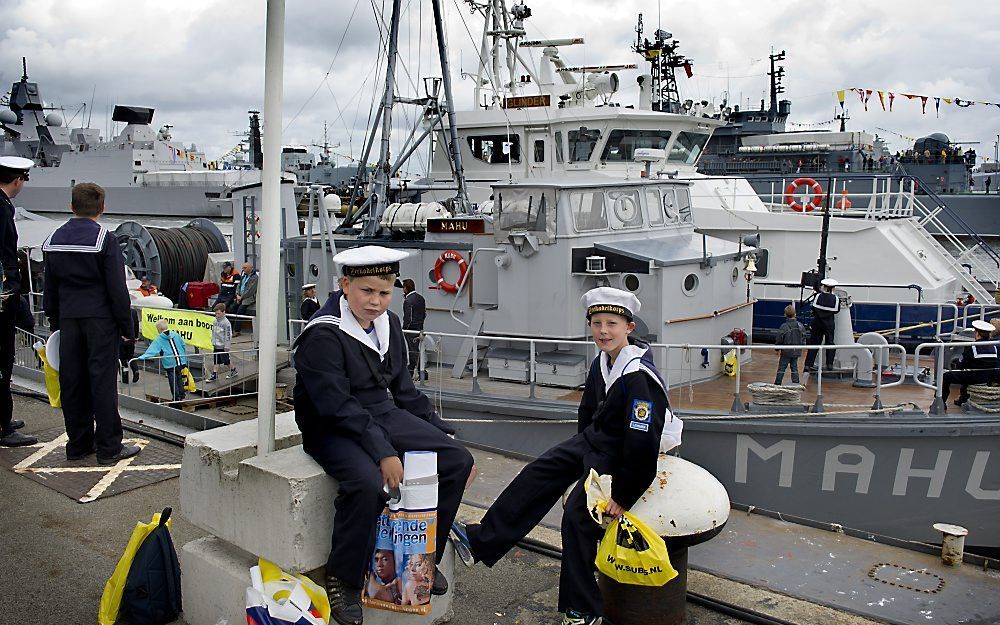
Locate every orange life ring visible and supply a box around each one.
[784,177,825,212]
[434,250,467,293]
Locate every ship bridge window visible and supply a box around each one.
[569,190,609,231]
[468,134,521,164]
[568,127,602,162]
[495,187,557,241]
[668,132,710,164]
[607,189,644,230]
[644,188,665,226]
[600,129,672,162]
[554,131,564,163]
[661,187,693,223]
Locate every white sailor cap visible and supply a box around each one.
[301,283,317,291]
[971,319,994,333]
[581,287,640,321]
[333,246,409,277]
[820,278,839,288]
[0,156,33,176]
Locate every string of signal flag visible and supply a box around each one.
[838,88,1000,117]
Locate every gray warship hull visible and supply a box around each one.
[14,184,232,217]
[439,392,1000,551]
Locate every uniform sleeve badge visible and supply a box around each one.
[630,399,652,431]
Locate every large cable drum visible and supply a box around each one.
[115,219,228,302]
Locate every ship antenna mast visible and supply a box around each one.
[767,50,786,116]
[633,14,691,113]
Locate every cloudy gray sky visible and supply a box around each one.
[2,0,998,167]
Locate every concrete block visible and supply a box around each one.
[180,536,455,625]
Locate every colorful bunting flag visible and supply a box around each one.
[877,91,886,111]
[837,90,846,109]
[920,96,928,114]
[888,92,895,111]
[934,97,940,117]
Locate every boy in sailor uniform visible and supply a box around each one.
[458,287,680,625]
[804,278,840,372]
[42,183,139,464]
[942,319,999,408]
[292,246,474,625]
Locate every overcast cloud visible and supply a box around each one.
[1,0,998,167]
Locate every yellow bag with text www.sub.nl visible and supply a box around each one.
[596,512,677,586]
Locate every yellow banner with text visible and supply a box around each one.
[139,308,215,350]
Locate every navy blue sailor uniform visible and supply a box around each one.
[0,190,21,434]
[467,341,671,617]
[42,217,133,459]
[292,292,473,586]
[804,290,840,369]
[943,342,999,405]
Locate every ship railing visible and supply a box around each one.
[913,339,1000,415]
[402,329,908,415]
[961,304,1000,331]
[124,347,268,408]
[13,327,46,372]
[750,174,918,220]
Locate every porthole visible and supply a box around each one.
[310,263,319,277]
[682,273,699,296]
[731,266,740,285]
[623,273,641,292]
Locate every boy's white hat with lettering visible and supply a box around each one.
[333,246,410,277]
[581,287,640,321]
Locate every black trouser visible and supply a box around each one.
[59,317,124,459]
[304,408,474,587]
[0,299,15,435]
[166,365,185,401]
[774,352,800,384]
[467,433,614,617]
[804,317,835,369]
[118,339,137,377]
[405,328,422,374]
[942,368,999,404]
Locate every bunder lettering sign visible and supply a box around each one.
[140,308,215,350]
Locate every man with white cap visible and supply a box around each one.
[300,282,320,320]
[804,277,840,373]
[942,319,999,409]
[292,245,473,625]
[456,287,679,625]
[0,156,37,447]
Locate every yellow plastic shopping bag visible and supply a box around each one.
[181,367,197,392]
[723,349,739,377]
[34,344,60,408]
[596,511,678,587]
[98,511,171,625]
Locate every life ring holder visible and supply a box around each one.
[434,250,468,294]
[784,177,825,212]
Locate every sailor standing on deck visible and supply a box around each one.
[292,246,473,625]
[300,283,320,320]
[42,183,139,464]
[456,287,679,625]
[804,278,840,373]
[0,156,37,447]
[942,319,999,408]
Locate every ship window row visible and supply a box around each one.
[570,187,692,232]
[466,130,709,167]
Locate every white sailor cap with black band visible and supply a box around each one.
[581,286,640,321]
[301,283,317,291]
[333,246,409,277]
[971,319,994,333]
[820,278,839,288]
[0,156,34,179]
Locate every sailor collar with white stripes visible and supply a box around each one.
[598,343,664,393]
[41,218,109,254]
[301,295,391,360]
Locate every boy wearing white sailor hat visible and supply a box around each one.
[942,319,1000,409]
[300,282,320,321]
[0,156,36,447]
[457,287,680,625]
[292,245,473,624]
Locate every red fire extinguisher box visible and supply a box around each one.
[185,281,221,309]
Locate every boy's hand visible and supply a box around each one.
[605,499,624,520]
[380,456,404,489]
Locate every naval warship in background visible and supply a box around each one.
[696,52,1000,236]
[0,60,261,217]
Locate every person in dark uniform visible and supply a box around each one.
[943,319,999,408]
[401,278,425,377]
[0,156,37,447]
[804,278,840,372]
[42,183,140,464]
[292,246,473,625]
[455,287,678,625]
[300,283,320,320]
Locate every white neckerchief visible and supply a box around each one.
[338,296,390,360]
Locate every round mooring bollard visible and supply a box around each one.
[598,455,730,625]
